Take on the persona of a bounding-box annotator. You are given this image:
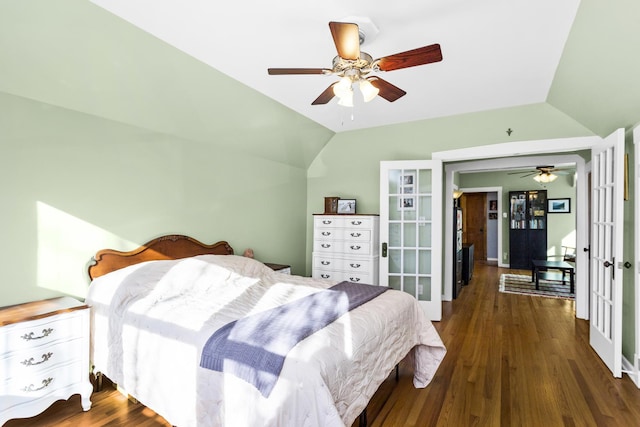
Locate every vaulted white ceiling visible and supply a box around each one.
[90,0,581,133]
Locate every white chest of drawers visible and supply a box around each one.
[312,214,380,285]
[0,297,92,425]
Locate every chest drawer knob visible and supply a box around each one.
[321,274,330,279]
[322,220,332,225]
[350,263,361,268]
[321,244,331,248]
[23,377,54,392]
[350,277,361,282]
[321,261,331,265]
[350,232,362,237]
[21,328,54,341]
[321,231,331,236]
[21,352,54,367]
[351,221,362,226]
[350,245,361,251]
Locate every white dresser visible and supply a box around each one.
[312,214,380,285]
[0,297,92,425]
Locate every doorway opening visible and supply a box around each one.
[434,135,597,319]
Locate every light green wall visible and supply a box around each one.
[0,0,336,307]
[548,0,640,137]
[306,103,593,273]
[0,1,334,171]
[0,92,319,307]
[458,170,578,265]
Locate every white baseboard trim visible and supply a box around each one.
[622,355,639,387]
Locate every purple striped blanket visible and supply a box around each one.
[200,281,388,397]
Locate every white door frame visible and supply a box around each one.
[633,125,640,386]
[434,135,600,320]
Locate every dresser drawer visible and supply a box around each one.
[314,255,372,272]
[1,359,84,398]
[1,312,83,353]
[315,228,344,240]
[312,270,374,285]
[314,216,345,229]
[1,337,83,382]
[314,216,375,230]
[313,255,344,271]
[313,241,372,255]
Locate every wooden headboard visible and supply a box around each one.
[88,235,234,280]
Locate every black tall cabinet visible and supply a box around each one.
[509,190,547,269]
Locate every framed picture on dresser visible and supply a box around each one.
[338,199,356,214]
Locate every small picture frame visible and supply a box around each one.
[489,200,497,211]
[399,173,415,195]
[402,197,415,210]
[488,212,498,220]
[547,198,571,213]
[337,199,356,214]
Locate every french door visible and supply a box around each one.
[380,160,443,320]
[590,128,625,377]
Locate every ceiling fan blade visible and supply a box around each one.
[311,83,337,105]
[377,44,443,72]
[366,77,406,102]
[329,21,360,60]
[268,68,329,75]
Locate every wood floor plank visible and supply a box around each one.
[6,262,640,426]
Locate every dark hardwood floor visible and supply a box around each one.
[7,263,640,426]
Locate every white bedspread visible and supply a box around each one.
[86,255,446,427]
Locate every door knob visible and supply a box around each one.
[603,260,613,268]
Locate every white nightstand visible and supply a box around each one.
[0,297,92,425]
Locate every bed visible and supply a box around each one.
[86,235,446,427]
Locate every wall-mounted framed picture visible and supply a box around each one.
[398,173,415,194]
[547,198,571,213]
[488,212,498,220]
[337,199,356,214]
[489,200,497,211]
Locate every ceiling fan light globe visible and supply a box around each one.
[337,91,354,107]
[533,173,557,183]
[359,78,379,102]
[333,76,353,99]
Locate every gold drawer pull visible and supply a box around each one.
[23,377,53,392]
[321,261,331,265]
[321,244,331,248]
[350,263,361,268]
[21,352,53,367]
[21,328,54,341]
[350,232,361,237]
[350,245,361,250]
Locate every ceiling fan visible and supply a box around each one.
[267,21,443,106]
[509,166,572,183]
